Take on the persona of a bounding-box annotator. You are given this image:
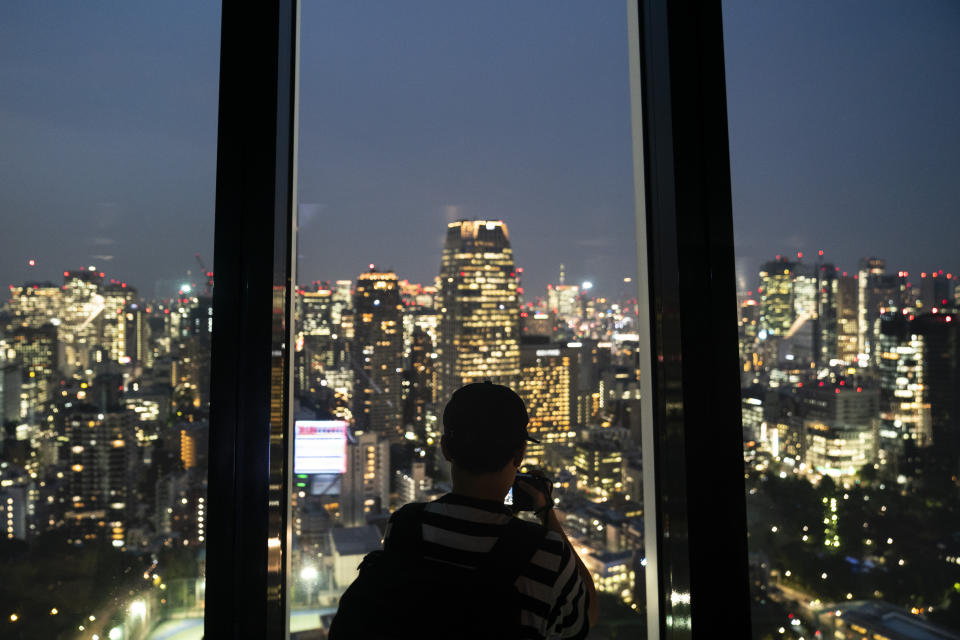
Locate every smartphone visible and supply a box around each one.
[506,472,552,513]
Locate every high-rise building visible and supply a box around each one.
[299,287,335,337]
[517,338,578,468]
[332,280,352,327]
[877,313,932,454]
[6,283,62,331]
[574,439,624,502]
[9,324,58,408]
[402,327,433,434]
[918,271,955,312]
[857,258,906,363]
[788,263,818,363]
[351,269,403,436]
[61,268,105,371]
[815,264,839,365]
[836,273,859,364]
[758,258,797,337]
[546,264,580,319]
[0,462,35,540]
[341,430,390,526]
[910,313,960,463]
[100,282,137,364]
[58,405,135,547]
[436,220,521,406]
[799,382,879,483]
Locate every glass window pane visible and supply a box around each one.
[0,5,219,639]
[725,2,960,637]
[291,2,647,636]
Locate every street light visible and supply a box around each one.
[130,600,147,620]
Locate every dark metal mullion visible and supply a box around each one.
[206,1,298,638]
[635,0,751,637]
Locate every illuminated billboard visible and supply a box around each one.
[293,420,348,475]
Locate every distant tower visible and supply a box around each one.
[351,268,404,437]
[758,257,797,337]
[436,220,521,406]
[816,264,839,365]
[857,257,907,363]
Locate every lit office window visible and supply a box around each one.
[725,2,960,637]
[290,2,647,635]
[0,4,219,639]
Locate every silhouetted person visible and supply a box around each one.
[330,381,597,639]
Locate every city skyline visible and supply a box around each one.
[2,2,958,297]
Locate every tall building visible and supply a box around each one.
[815,264,839,365]
[910,313,960,463]
[516,338,578,468]
[58,405,135,547]
[6,283,62,330]
[918,271,955,312]
[351,269,403,436]
[857,258,906,362]
[402,327,433,434]
[799,382,879,483]
[100,282,137,364]
[341,430,390,526]
[877,313,932,454]
[9,324,58,408]
[758,258,797,337]
[61,268,105,371]
[436,220,521,406]
[299,287,335,337]
[836,273,859,364]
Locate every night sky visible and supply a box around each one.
[1,1,957,301]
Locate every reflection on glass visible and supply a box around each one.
[0,4,219,639]
[290,2,647,636]
[726,2,960,637]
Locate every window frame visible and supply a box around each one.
[205,1,750,637]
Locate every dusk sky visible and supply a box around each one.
[1,1,957,300]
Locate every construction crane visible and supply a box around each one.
[195,254,214,295]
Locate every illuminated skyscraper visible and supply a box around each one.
[758,258,796,337]
[100,282,137,364]
[6,283,62,330]
[517,339,578,468]
[351,269,403,436]
[402,327,433,434]
[815,264,839,365]
[341,430,390,526]
[299,287,335,337]
[61,268,105,371]
[436,220,521,406]
[836,273,859,364]
[9,324,58,408]
[857,257,906,362]
[58,406,135,547]
[877,313,931,454]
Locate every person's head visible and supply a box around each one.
[440,381,538,499]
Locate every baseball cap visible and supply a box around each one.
[443,381,540,448]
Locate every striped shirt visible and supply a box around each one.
[382,493,590,640]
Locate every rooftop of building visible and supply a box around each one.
[832,601,960,640]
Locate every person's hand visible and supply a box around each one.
[516,469,551,515]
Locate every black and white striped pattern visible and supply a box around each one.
[383,494,590,640]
